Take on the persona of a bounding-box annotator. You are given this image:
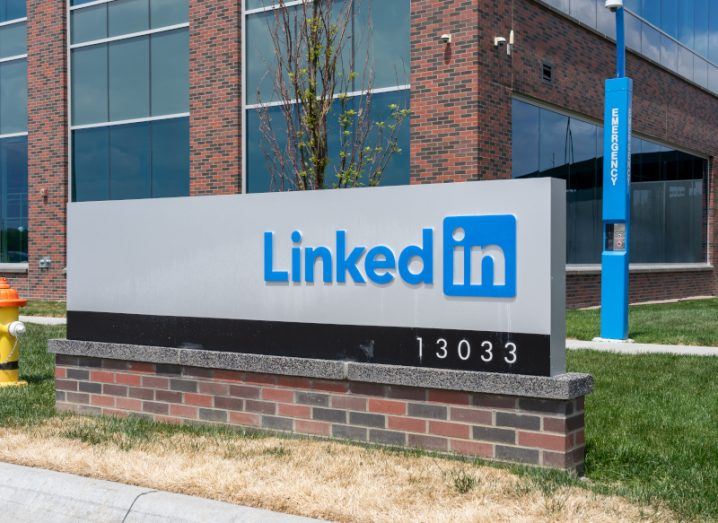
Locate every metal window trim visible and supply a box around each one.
[0,17,27,28]
[70,112,190,131]
[244,1,312,16]
[244,84,412,110]
[0,132,28,140]
[69,22,189,49]
[0,53,27,64]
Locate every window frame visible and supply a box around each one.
[66,0,190,203]
[512,94,712,270]
[240,0,412,194]
[0,14,27,268]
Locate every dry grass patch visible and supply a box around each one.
[0,416,672,522]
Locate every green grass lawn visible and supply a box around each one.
[567,298,718,346]
[21,300,66,318]
[2,325,717,519]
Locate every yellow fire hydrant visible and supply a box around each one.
[0,278,27,388]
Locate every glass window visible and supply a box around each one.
[709,64,718,93]
[660,34,678,71]
[72,45,109,125]
[0,136,27,263]
[0,22,25,59]
[694,0,709,58]
[247,90,410,193]
[539,109,569,178]
[693,55,709,88]
[71,5,107,45]
[710,1,718,65]
[544,0,570,11]
[108,0,149,38]
[677,0,694,49]
[109,122,151,199]
[354,0,411,89]
[677,45,694,80]
[623,0,641,16]
[0,0,25,23]
[151,118,189,197]
[511,99,539,178]
[642,0,661,27]
[641,22,661,62]
[596,1,616,38]
[660,0,677,38]
[72,127,110,202]
[570,0,597,29]
[0,60,27,134]
[109,36,150,121]
[511,99,708,264]
[151,0,189,28]
[151,29,189,115]
[625,12,643,52]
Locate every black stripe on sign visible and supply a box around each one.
[67,311,552,376]
[0,361,19,371]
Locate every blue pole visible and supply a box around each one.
[599,6,632,341]
[616,7,625,78]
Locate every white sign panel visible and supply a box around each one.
[67,178,566,376]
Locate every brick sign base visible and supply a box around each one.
[52,343,591,473]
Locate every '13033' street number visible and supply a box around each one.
[415,337,517,365]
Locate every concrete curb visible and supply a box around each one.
[0,461,322,522]
[567,339,718,356]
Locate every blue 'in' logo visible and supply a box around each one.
[442,215,517,298]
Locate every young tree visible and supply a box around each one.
[256,0,409,191]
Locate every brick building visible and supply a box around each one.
[0,0,717,307]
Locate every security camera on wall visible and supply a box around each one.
[605,0,623,12]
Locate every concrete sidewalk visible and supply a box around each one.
[0,462,322,523]
[567,339,718,356]
[20,315,67,326]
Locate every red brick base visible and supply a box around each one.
[55,355,586,472]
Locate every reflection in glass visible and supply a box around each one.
[511,99,707,264]
[109,36,150,121]
[0,136,27,263]
[247,90,410,193]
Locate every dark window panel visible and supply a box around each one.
[108,0,149,38]
[151,118,189,197]
[72,45,109,126]
[539,108,569,179]
[151,0,189,28]
[110,122,151,200]
[0,136,28,263]
[72,127,110,202]
[0,59,27,134]
[109,36,150,121]
[510,99,708,265]
[151,29,189,116]
[0,21,25,59]
[0,0,25,23]
[71,4,107,45]
[511,100,540,178]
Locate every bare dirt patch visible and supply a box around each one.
[0,417,672,522]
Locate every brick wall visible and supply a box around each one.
[55,355,586,472]
[24,0,67,300]
[189,0,241,195]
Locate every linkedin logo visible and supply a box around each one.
[264,214,517,298]
[442,215,516,298]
